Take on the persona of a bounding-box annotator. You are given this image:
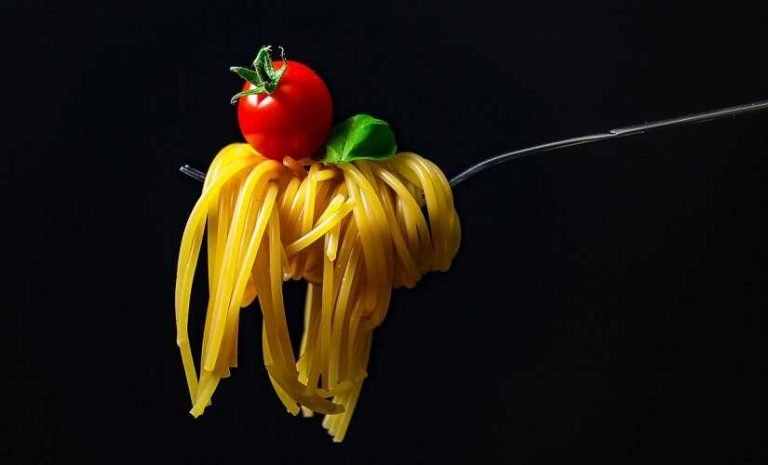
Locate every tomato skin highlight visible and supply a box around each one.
[237,60,333,161]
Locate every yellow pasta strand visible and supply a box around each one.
[174,143,460,441]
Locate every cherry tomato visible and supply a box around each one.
[237,60,333,161]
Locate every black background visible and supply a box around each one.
[3,1,767,463]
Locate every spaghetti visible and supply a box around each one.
[175,143,460,441]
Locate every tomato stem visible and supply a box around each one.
[229,45,288,104]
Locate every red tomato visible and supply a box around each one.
[237,61,333,160]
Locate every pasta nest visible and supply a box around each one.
[175,143,460,441]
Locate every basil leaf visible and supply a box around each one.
[323,114,397,164]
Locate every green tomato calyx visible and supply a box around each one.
[229,45,288,104]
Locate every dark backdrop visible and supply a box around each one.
[3,1,767,463]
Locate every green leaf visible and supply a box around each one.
[323,114,397,164]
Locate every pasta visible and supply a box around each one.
[175,143,460,441]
